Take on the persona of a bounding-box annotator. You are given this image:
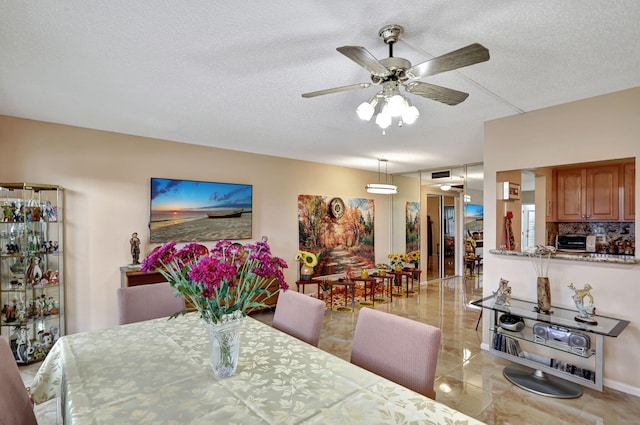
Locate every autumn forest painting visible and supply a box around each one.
[406,201,420,253]
[298,195,375,277]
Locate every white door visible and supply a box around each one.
[522,205,536,250]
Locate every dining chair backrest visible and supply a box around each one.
[272,289,326,346]
[350,307,441,399]
[0,337,38,425]
[117,282,185,325]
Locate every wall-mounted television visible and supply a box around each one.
[149,177,252,243]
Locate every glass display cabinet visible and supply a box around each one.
[0,183,64,363]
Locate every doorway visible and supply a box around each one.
[522,204,536,250]
[426,194,457,280]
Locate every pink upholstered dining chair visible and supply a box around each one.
[117,282,186,325]
[350,307,442,399]
[0,337,38,425]
[272,289,326,346]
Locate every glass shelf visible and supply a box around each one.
[492,326,595,358]
[472,297,629,337]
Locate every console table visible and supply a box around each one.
[350,277,379,304]
[120,266,165,287]
[295,279,322,296]
[328,280,355,311]
[389,270,414,297]
[472,297,629,398]
[371,273,395,301]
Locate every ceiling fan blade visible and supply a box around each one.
[336,46,391,77]
[406,43,490,79]
[301,83,371,98]
[404,81,469,106]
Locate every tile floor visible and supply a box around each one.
[20,276,640,424]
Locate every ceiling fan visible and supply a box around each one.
[302,24,490,128]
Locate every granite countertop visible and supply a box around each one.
[489,249,640,265]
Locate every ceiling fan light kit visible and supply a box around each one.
[366,159,398,194]
[302,24,489,132]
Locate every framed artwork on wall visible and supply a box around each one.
[298,194,375,276]
[149,177,252,243]
[406,201,420,253]
[497,182,521,200]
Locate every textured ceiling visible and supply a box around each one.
[1,1,639,174]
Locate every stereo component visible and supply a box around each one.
[498,314,525,331]
[532,323,590,353]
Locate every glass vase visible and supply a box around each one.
[536,277,551,313]
[204,311,244,378]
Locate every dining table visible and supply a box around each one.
[30,312,485,424]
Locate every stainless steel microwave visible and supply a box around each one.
[555,235,596,252]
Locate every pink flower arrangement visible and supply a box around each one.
[141,240,288,323]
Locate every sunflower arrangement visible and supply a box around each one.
[407,250,420,267]
[295,250,319,267]
[388,253,407,269]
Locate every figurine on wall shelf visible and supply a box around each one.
[568,283,598,325]
[130,232,141,265]
[493,278,512,306]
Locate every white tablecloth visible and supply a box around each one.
[31,313,485,424]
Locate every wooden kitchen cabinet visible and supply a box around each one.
[623,162,635,221]
[555,165,619,221]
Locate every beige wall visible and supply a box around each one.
[484,87,640,395]
[0,117,391,333]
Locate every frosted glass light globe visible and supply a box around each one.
[386,95,406,117]
[356,102,375,121]
[402,105,420,124]
[375,111,392,129]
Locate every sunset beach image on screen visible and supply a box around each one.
[149,177,252,243]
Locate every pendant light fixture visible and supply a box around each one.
[366,159,398,194]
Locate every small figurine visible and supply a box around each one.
[49,325,59,342]
[493,278,512,306]
[49,270,59,285]
[2,202,15,222]
[32,342,47,360]
[43,201,54,221]
[2,299,18,322]
[48,297,59,315]
[41,332,53,348]
[39,269,51,287]
[25,257,43,287]
[15,327,29,363]
[16,298,26,322]
[31,206,42,221]
[568,283,597,325]
[130,232,141,265]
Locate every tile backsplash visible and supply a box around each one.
[546,222,635,255]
